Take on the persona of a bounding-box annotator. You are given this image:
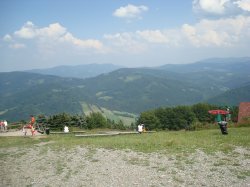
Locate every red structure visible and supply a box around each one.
[238,102,250,124]
[208,110,229,115]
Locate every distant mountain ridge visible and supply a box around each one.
[26,63,123,79]
[1,57,250,121]
[157,57,250,89]
[207,83,250,106]
[158,57,250,73]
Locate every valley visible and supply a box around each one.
[1,57,250,122]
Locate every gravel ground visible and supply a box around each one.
[0,132,250,187]
[0,129,42,137]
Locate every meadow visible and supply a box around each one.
[1,127,249,186]
[1,127,249,154]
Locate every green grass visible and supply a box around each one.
[0,127,249,154]
[237,170,250,179]
[0,136,50,148]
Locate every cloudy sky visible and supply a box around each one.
[1,0,250,71]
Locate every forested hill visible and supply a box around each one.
[157,57,250,89]
[1,57,250,121]
[0,70,211,121]
[79,68,225,112]
[207,84,250,106]
[0,72,86,121]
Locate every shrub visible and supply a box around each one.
[86,112,107,129]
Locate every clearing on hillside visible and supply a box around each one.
[80,102,137,126]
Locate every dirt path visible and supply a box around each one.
[0,143,249,187]
[0,130,44,137]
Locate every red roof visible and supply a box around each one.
[238,102,250,124]
[208,110,229,115]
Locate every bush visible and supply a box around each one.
[86,112,107,129]
[136,103,238,131]
[47,113,72,131]
[191,103,216,123]
[8,122,23,130]
[112,120,126,130]
[144,106,196,130]
[138,110,160,130]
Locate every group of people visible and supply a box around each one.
[22,115,36,136]
[22,116,69,135]
[0,120,8,132]
[10,115,145,135]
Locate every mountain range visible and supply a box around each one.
[26,63,123,79]
[1,57,250,122]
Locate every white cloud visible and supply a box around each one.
[2,14,250,69]
[104,32,147,53]
[3,34,12,42]
[105,15,250,51]
[14,21,37,39]
[104,28,183,53]
[136,30,169,43]
[9,43,26,49]
[182,15,250,47]
[234,0,250,11]
[113,4,148,19]
[193,0,250,17]
[38,23,67,38]
[14,22,67,40]
[182,24,200,46]
[10,21,104,51]
[60,33,103,49]
[193,0,230,15]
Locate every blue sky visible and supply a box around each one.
[1,0,250,71]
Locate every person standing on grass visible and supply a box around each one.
[30,115,35,126]
[30,115,36,136]
[23,115,36,136]
[22,125,27,136]
[3,120,8,131]
[64,125,69,133]
[0,120,3,132]
[138,124,143,134]
[141,123,146,132]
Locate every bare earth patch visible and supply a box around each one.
[0,130,44,137]
[0,144,249,187]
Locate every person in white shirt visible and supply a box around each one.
[138,124,143,134]
[3,120,8,131]
[64,126,69,133]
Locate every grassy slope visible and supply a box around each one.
[1,127,249,154]
[80,101,136,126]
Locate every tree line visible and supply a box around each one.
[36,112,128,131]
[32,103,238,131]
[137,103,238,130]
